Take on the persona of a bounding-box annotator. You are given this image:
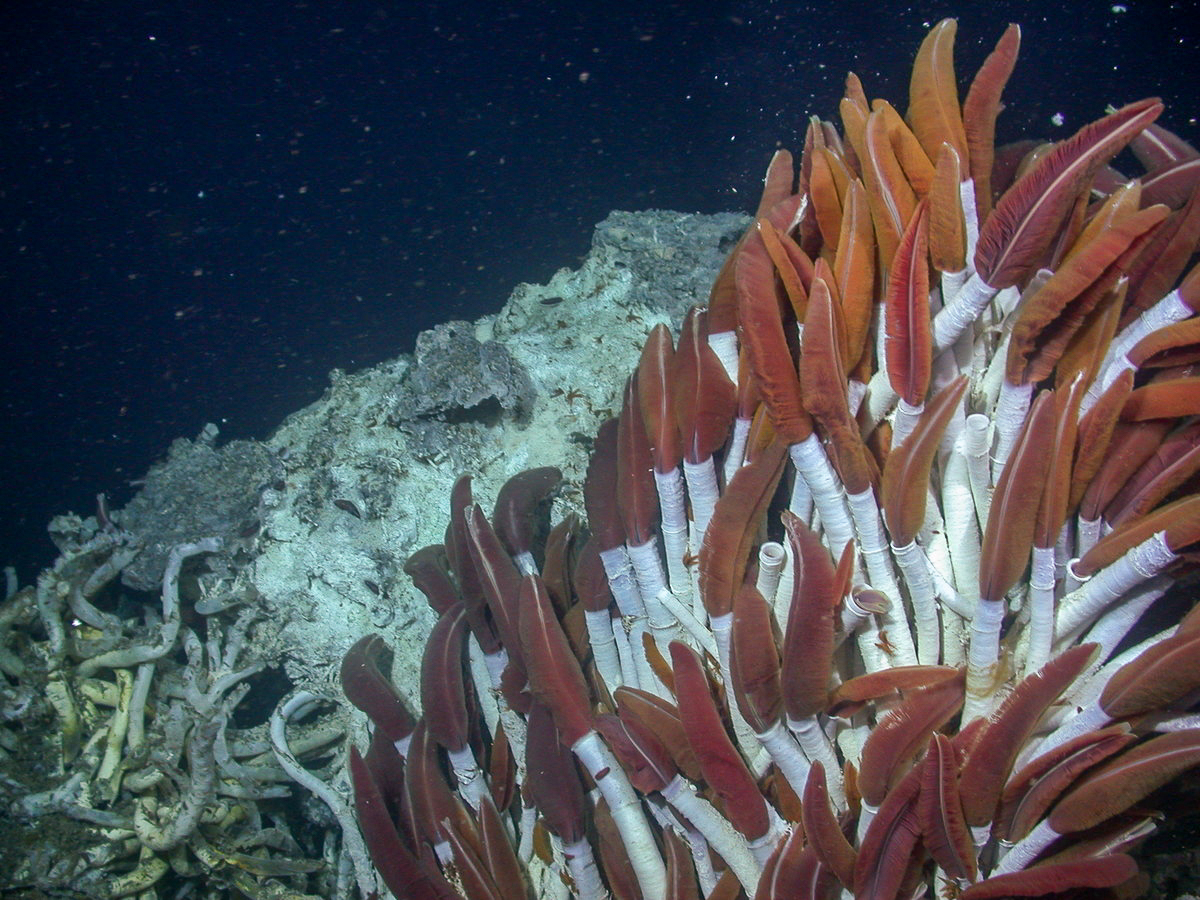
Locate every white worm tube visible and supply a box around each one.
[446,745,488,810]
[940,268,969,306]
[941,441,981,605]
[1028,627,1177,765]
[836,712,870,778]
[960,178,980,263]
[628,618,665,696]
[514,550,539,575]
[1065,629,1175,724]
[272,692,377,899]
[470,640,526,772]
[573,731,667,900]
[933,271,997,352]
[787,466,813,521]
[891,399,924,449]
[675,816,719,897]
[978,328,1013,413]
[995,818,1062,874]
[861,367,900,436]
[1087,287,1193,410]
[684,456,721,546]
[848,378,868,416]
[722,416,752,484]
[753,718,811,800]
[660,775,761,893]
[788,714,846,809]
[964,597,1006,722]
[856,800,879,847]
[535,833,570,900]
[963,413,993,528]
[755,541,787,606]
[599,546,646,617]
[1055,531,1176,644]
[1082,575,1170,660]
[707,330,740,386]
[890,540,941,665]
[846,486,917,666]
[611,618,640,691]
[558,835,605,900]
[993,283,1024,319]
[991,380,1034,480]
[789,436,855,556]
[1024,544,1057,676]
[1145,712,1200,732]
[626,538,682,643]
[653,467,691,599]
[585,608,625,697]
[709,610,762,757]
[773,538,796,629]
[654,589,718,658]
[1073,515,1104,569]
[921,492,971,619]
[601,541,663,690]
[1021,702,1112,777]
[844,593,889,672]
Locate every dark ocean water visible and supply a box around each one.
[2,0,1198,579]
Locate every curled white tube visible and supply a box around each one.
[755,541,787,606]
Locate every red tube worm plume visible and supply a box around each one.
[362,724,407,814]
[704,150,797,376]
[995,725,1135,844]
[491,466,562,572]
[613,685,705,784]
[975,98,1164,291]
[341,634,417,750]
[800,761,857,891]
[444,475,505,658]
[978,390,1056,605]
[524,701,587,845]
[928,144,966,278]
[540,510,582,615]
[616,374,660,547]
[962,24,1019,224]
[676,307,738,541]
[957,643,1099,830]
[698,440,787,620]
[638,323,682,476]
[729,582,783,735]
[348,747,459,900]
[670,640,773,844]
[736,222,811,447]
[463,501,533,713]
[880,376,967,547]
[518,573,594,748]
[801,274,873,494]
[403,544,461,614]
[340,19,1200,900]
[885,198,933,409]
[779,512,837,721]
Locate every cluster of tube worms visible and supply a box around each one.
[341,20,1200,900]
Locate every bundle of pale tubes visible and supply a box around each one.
[340,19,1200,900]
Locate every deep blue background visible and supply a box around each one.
[3,1,1198,578]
